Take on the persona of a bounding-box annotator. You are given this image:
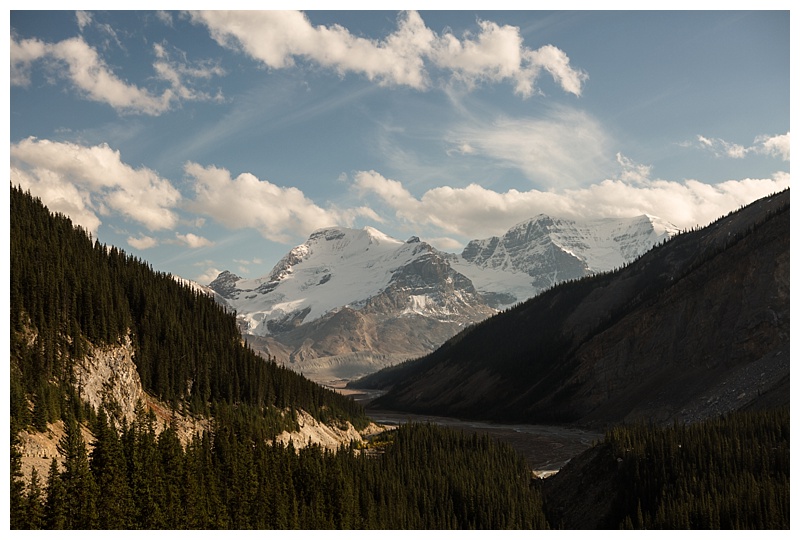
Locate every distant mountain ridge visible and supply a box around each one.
[359,190,789,427]
[208,214,676,382]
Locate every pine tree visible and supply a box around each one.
[24,467,45,529]
[57,415,99,528]
[90,409,134,528]
[44,458,66,529]
[9,430,27,529]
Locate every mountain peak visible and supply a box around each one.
[208,270,242,299]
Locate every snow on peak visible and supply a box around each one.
[210,225,445,335]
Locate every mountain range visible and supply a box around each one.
[357,190,790,428]
[208,214,676,383]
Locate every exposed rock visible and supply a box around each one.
[73,333,145,427]
[273,410,390,451]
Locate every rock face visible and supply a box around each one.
[209,216,674,383]
[73,333,145,426]
[365,191,789,427]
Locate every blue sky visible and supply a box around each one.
[8,7,791,284]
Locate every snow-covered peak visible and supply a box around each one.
[208,225,474,335]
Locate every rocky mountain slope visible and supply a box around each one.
[359,190,789,427]
[209,215,674,383]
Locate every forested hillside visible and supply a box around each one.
[10,410,550,528]
[543,407,789,529]
[10,184,367,436]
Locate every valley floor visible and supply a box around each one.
[363,408,601,476]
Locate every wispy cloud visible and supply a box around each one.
[191,10,587,98]
[195,266,223,285]
[446,106,613,187]
[692,132,790,161]
[10,34,224,115]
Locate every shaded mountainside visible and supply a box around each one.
[359,190,789,427]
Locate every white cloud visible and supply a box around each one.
[10,37,48,86]
[184,162,376,242]
[354,168,789,240]
[10,137,181,232]
[694,132,790,161]
[127,234,158,250]
[75,11,93,32]
[191,10,586,97]
[11,165,102,235]
[425,236,465,252]
[47,37,173,115]
[174,232,214,248]
[152,42,226,102]
[754,132,790,161]
[10,35,224,115]
[448,107,612,187]
[195,267,223,286]
[156,11,174,27]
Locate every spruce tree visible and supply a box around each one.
[43,458,66,529]
[90,409,134,529]
[57,416,99,528]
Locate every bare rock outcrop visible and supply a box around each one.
[73,333,145,426]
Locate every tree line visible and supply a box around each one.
[11,412,549,529]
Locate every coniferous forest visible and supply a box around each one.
[9,185,790,529]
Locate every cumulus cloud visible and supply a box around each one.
[184,162,376,242]
[174,232,214,248]
[353,168,789,240]
[10,35,223,115]
[694,132,790,161]
[447,107,612,186]
[10,137,181,233]
[191,10,587,97]
[754,132,790,160]
[127,234,158,250]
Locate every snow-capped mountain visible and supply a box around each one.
[453,214,678,302]
[208,215,676,383]
[211,226,492,336]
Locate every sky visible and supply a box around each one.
[7,6,792,285]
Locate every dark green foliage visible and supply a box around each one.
[57,415,99,528]
[9,184,368,433]
[9,430,26,529]
[90,409,134,528]
[43,459,66,529]
[604,407,789,529]
[18,421,550,529]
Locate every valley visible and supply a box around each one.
[364,409,601,476]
